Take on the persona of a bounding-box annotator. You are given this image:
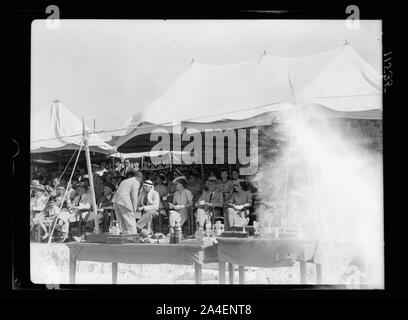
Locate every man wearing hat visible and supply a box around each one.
[195,176,224,228]
[135,180,160,232]
[70,182,93,224]
[94,182,116,232]
[111,168,140,234]
[54,184,70,207]
[30,180,48,227]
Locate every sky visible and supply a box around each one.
[31,20,382,133]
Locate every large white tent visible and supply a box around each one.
[31,100,116,154]
[111,44,382,149]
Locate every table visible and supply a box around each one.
[66,240,218,284]
[217,237,322,284]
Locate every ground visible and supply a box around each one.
[30,242,361,286]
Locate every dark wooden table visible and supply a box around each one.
[66,240,218,284]
[217,237,322,284]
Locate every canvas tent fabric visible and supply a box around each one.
[111,44,382,149]
[31,100,116,154]
[110,150,189,162]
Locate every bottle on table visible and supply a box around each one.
[174,221,182,244]
[169,226,175,244]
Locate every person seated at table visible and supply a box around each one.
[93,173,105,204]
[136,180,160,233]
[70,182,94,232]
[30,181,48,228]
[195,176,224,229]
[167,169,184,197]
[225,180,252,229]
[218,169,234,203]
[54,184,71,207]
[168,177,193,228]
[90,182,116,232]
[34,196,60,240]
[55,199,75,242]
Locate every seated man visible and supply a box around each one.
[32,196,60,240]
[95,182,116,232]
[195,177,223,229]
[69,182,93,232]
[168,178,193,228]
[55,200,75,242]
[30,182,48,229]
[54,185,71,207]
[225,180,252,229]
[136,180,160,233]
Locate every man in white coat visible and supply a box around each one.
[111,168,140,234]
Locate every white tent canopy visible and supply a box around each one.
[111,44,382,148]
[31,100,116,154]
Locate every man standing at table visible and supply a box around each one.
[111,168,140,234]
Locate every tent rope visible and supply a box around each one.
[47,138,84,244]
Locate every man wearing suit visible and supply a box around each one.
[135,180,160,233]
[111,168,140,234]
[195,176,224,228]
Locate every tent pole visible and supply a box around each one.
[83,118,100,234]
[58,151,62,176]
[200,162,205,181]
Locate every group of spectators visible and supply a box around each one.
[30,159,258,241]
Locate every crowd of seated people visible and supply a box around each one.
[30,161,259,242]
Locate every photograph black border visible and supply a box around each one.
[9,2,404,303]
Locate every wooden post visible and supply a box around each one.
[299,261,307,284]
[194,262,202,284]
[238,265,245,284]
[83,118,100,234]
[200,162,205,181]
[69,258,77,284]
[219,262,226,284]
[316,263,323,284]
[228,263,234,284]
[112,262,118,284]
